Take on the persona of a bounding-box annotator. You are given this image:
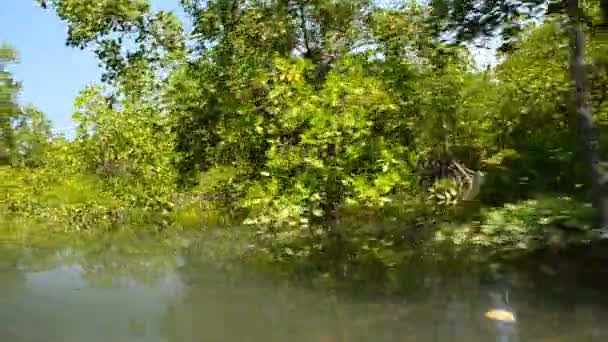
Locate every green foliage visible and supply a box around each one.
[0,43,21,165]
[240,55,412,234]
[72,85,176,208]
[0,44,55,168]
[434,195,595,253]
[12,106,53,167]
[38,0,186,84]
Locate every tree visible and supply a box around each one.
[12,105,53,167]
[71,85,176,208]
[430,0,608,229]
[0,44,21,165]
[36,0,186,86]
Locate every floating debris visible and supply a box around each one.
[485,309,516,322]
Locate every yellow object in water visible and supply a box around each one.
[484,309,516,322]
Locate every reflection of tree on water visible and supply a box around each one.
[4,237,608,341]
[163,250,361,342]
[74,236,181,288]
[434,277,515,342]
[162,244,608,342]
[0,244,27,291]
[0,244,29,340]
[486,290,518,342]
[163,250,506,342]
[0,238,186,342]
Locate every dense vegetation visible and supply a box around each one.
[3,0,608,282]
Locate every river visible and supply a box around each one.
[1,230,608,342]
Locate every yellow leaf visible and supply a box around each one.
[484,309,516,322]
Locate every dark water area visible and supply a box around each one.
[1,232,608,342]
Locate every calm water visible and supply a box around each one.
[1,232,608,342]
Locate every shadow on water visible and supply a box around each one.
[1,231,608,341]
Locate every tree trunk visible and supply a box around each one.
[568,0,608,229]
[322,142,339,227]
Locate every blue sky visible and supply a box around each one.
[0,0,180,136]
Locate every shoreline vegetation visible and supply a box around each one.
[0,164,601,289]
[3,0,608,290]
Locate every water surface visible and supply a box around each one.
[1,232,608,342]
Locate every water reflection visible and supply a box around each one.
[0,237,607,341]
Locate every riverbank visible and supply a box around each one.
[1,164,603,295]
